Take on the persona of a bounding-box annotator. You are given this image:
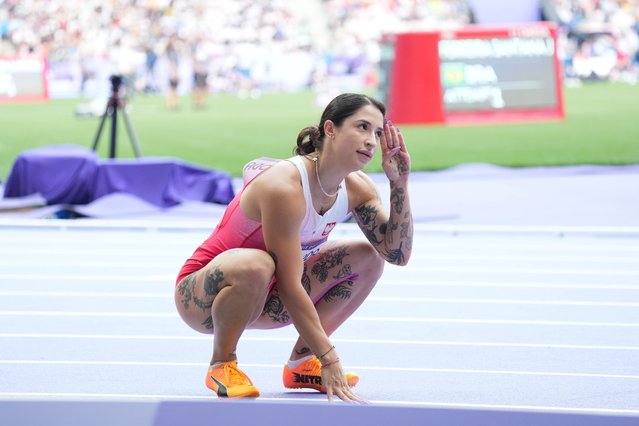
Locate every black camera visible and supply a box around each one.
[91,74,142,158]
[110,74,123,93]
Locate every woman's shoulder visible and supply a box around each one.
[247,157,303,197]
[240,157,305,222]
[345,170,376,193]
[345,171,379,208]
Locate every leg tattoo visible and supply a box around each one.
[263,290,290,324]
[177,273,197,309]
[204,267,224,297]
[311,247,348,282]
[301,264,311,295]
[322,280,353,303]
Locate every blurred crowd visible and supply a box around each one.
[1,0,635,101]
[544,0,639,83]
[319,0,474,92]
[0,0,319,99]
[0,0,475,100]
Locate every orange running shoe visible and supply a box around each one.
[283,356,359,393]
[205,361,260,398]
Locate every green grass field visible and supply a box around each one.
[1,82,638,181]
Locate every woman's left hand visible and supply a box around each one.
[380,120,411,182]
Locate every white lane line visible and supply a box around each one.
[1,360,639,380]
[3,274,638,289]
[6,290,639,304]
[2,292,639,307]
[3,265,639,275]
[0,291,171,298]
[390,267,639,276]
[352,317,639,328]
[368,297,639,307]
[1,311,638,328]
[3,280,639,291]
[383,280,639,290]
[0,311,177,317]
[405,254,639,263]
[1,333,637,350]
[0,392,637,415]
[5,237,639,253]
[0,248,188,257]
[2,252,638,264]
[0,263,179,270]
[0,274,174,281]
[4,218,639,233]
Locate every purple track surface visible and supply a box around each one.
[1,164,638,425]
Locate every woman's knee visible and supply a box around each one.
[227,249,275,295]
[352,241,385,281]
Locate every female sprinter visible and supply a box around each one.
[174,93,413,402]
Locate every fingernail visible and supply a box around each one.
[396,127,400,132]
[391,147,401,155]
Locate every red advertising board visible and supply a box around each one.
[378,23,564,125]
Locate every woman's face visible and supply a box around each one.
[329,104,384,168]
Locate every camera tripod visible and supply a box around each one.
[91,75,143,158]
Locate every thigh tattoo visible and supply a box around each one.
[311,246,349,282]
[263,289,290,324]
[176,273,197,310]
[322,280,354,303]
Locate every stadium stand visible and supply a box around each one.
[0,0,637,98]
[542,0,639,83]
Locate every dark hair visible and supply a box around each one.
[295,93,386,155]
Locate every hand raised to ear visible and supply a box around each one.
[380,120,411,182]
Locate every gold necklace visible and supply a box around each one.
[313,156,341,197]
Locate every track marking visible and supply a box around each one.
[3,275,639,290]
[2,252,638,264]
[382,280,639,290]
[3,264,639,275]
[2,293,639,307]
[4,280,639,291]
[1,360,638,380]
[0,291,171,298]
[368,297,639,307]
[0,392,637,415]
[1,311,639,328]
[0,274,173,281]
[1,333,638,350]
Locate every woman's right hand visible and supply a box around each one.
[321,359,365,403]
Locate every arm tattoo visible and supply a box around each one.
[401,221,413,251]
[383,242,406,265]
[354,204,383,245]
[390,187,406,214]
[387,220,398,244]
[397,157,410,175]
